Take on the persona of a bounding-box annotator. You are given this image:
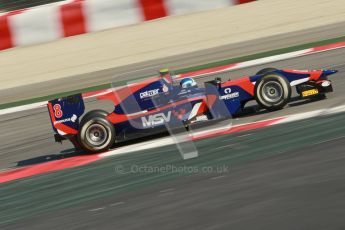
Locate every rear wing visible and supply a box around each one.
[47,94,85,137]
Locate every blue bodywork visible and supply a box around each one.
[47,68,337,145]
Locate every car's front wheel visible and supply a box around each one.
[256,67,277,75]
[254,74,291,111]
[78,110,115,153]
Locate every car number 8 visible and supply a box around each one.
[53,104,63,118]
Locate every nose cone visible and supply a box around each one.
[323,69,338,75]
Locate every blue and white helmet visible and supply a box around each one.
[180,77,197,88]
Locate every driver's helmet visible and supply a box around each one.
[159,68,170,77]
[180,77,197,88]
[158,68,172,84]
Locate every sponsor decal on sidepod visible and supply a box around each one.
[220,88,239,100]
[140,89,160,99]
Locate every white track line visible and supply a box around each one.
[275,104,345,125]
[0,101,47,116]
[99,104,345,158]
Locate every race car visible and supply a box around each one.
[47,67,337,153]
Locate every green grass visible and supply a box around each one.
[1,35,345,110]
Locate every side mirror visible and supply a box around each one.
[204,77,222,89]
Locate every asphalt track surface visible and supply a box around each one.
[1,113,345,230]
[0,47,344,169]
[1,21,345,104]
[0,45,345,228]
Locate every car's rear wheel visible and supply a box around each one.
[78,110,115,153]
[255,74,291,111]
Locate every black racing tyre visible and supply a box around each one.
[78,110,115,153]
[254,74,291,111]
[256,68,278,75]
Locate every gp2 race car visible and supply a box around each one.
[47,67,337,153]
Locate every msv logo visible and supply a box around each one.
[142,111,171,128]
